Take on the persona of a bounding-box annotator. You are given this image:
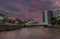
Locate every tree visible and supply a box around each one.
[56,19,60,25]
[50,17,57,25]
[2,17,15,24]
[8,19,15,23]
[15,18,24,24]
[2,17,9,23]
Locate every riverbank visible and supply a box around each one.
[0,24,60,32]
[0,25,22,31]
[0,27,60,39]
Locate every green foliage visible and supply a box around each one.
[2,17,26,24]
[8,19,15,23]
[15,18,24,24]
[50,17,57,25]
[2,17,15,23]
[57,19,60,24]
[2,17,8,22]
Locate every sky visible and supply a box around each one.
[0,0,60,21]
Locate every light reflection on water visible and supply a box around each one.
[0,26,60,39]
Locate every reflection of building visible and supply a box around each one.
[42,10,57,24]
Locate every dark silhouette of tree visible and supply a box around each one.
[2,17,8,23]
[15,18,24,24]
[50,17,57,25]
[56,19,60,25]
[8,19,15,23]
[2,17,15,24]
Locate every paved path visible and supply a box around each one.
[0,27,60,39]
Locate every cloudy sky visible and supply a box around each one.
[0,0,60,20]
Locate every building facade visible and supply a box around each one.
[0,10,7,24]
[42,10,57,24]
[42,10,48,24]
[57,7,60,19]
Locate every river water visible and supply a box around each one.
[0,26,60,39]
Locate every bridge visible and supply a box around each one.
[25,21,48,26]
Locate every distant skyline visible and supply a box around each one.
[0,0,60,21]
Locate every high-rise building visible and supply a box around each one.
[48,11,54,24]
[57,7,60,19]
[53,10,57,18]
[42,10,56,24]
[42,10,48,24]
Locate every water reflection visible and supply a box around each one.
[0,26,60,39]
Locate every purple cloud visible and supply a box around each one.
[0,0,59,20]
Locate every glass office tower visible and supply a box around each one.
[42,10,54,24]
[48,11,53,24]
[42,10,48,24]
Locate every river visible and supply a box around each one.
[0,26,60,39]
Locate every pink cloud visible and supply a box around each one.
[9,16,16,20]
[28,8,37,12]
[30,0,38,3]
[1,0,60,21]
